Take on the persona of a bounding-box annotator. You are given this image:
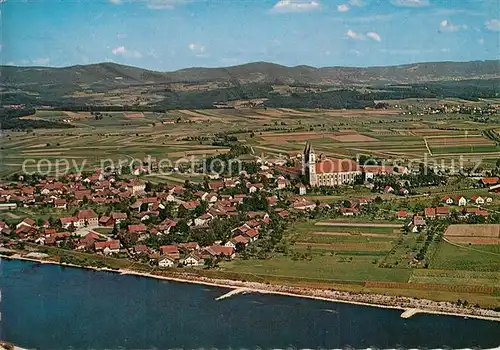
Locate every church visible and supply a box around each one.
[302,141,362,187]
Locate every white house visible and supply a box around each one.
[456,196,467,206]
[206,193,218,203]
[158,256,176,268]
[296,184,306,196]
[128,181,146,195]
[184,253,204,266]
[16,218,36,230]
[443,196,454,205]
[471,196,485,205]
[224,241,236,249]
[276,177,288,190]
[194,213,213,226]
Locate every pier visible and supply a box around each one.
[401,308,420,319]
[215,288,248,300]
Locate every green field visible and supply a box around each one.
[410,269,500,288]
[221,255,412,283]
[221,217,500,306]
[2,107,500,178]
[430,241,500,272]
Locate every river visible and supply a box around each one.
[1,259,499,349]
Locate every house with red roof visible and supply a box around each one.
[181,200,200,211]
[76,232,101,250]
[60,216,77,229]
[159,245,180,260]
[94,240,120,255]
[276,177,288,189]
[184,252,204,266]
[110,212,127,224]
[276,209,290,218]
[158,255,176,268]
[413,215,426,228]
[247,183,264,193]
[292,200,316,211]
[133,245,150,255]
[225,235,249,249]
[471,196,485,205]
[397,210,408,220]
[204,244,235,260]
[15,224,37,237]
[128,224,147,234]
[75,209,98,227]
[442,196,454,205]
[424,208,436,218]
[157,218,176,234]
[243,228,259,242]
[456,196,467,206]
[480,177,498,186]
[53,199,67,209]
[16,218,36,230]
[194,212,213,226]
[177,242,200,252]
[99,216,114,227]
[436,206,449,217]
[208,181,224,191]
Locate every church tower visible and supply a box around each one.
[308,142,317,186]
[303,141,317,186]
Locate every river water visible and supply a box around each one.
[1,259,499,349]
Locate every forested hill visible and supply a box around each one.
[2,60,499,90]
[1,60,499,113]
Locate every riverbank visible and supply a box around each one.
[2,254,500,322]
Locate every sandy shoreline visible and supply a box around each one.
[2,254,500,322]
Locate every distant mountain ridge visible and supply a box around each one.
[2,60,500,90]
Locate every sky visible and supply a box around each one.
[1,0,499,71]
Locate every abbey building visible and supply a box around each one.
[302,142,362,187]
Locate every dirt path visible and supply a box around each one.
[313,231,398,238]
[424,137,433,155]
[315,222,402,228]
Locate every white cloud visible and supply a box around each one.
[188,43,205,53]
[346,30,381,42]
[337,4,349,12]
[108,0,189,10]
[366,31,381,41]
[478,38,485,45]
[346,29,363,40]
[111,46,143,58]
[146,0,187,10]
[112,46,126,55]
[348,0,365,7]
[391,0,429,7]
[270,0,320,13]
[439,19,466,32]
[33,57,50,65]
[485,19,500,31]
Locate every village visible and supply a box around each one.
[1,140,500,273]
